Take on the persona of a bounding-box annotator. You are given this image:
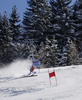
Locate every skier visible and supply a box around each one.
[30,65,35,73]
[28,65,36,75]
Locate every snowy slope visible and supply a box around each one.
[0,59,82,100]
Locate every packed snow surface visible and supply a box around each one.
[0,59,82,100]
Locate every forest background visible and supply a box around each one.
[0,0,82,68]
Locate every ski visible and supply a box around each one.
[21,74,37,78]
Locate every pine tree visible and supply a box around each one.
[0,12,3,64]
[67,38,80,65]
[50,0,74,47]
[22,0,52,45]
[39,35,60,67]
[60,42,68,66]
[50,0,75,66]
[9,5,21,44]
[1,11,12,63]
[73,0,82,58]
[0,12,2,34]
[73,0,82,38]
[0,12,3,47]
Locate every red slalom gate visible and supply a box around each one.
[48,69,58,86]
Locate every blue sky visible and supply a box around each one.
[0,0,27,21]
[0,0,76,21]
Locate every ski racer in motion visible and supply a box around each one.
[28,65,36,76]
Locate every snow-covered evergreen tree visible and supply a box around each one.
[0,12,2,33]
[0,12,3,46]
[23,0,52,45]
[39,35,60,67]
[0,11,12,63]
[67,38,80,65]
[50,0,76,66]
[0,12,3,64]
[59,44,68,66]
[73,0,82,39]
[50,0,74,46]
[9,5,21,44]
[73,0,82,58]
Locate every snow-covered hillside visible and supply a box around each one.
[0,59,82,100]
